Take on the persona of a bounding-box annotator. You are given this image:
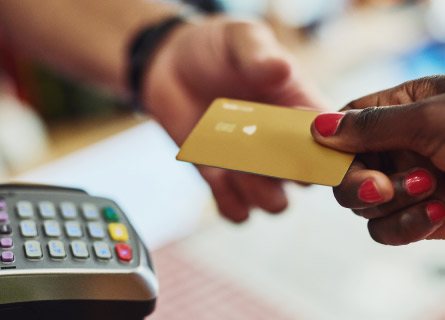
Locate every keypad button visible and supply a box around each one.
[115,243,132,262]
[82,204,99,220]
[0,200,6,211]
[60,202,77,219]
[1,251,14,263]
[24,240,42,259]
[93,241,112,260]
[103,207,119,222]
[0,224,12,235]
[108,223,129,242]
[16,201,34,218]
[48,240,66,259]
[87,222,105,239]
[65,221,83,238]
[0,212,8,222]
[20,221,38,237]
[44,221,62,237]
[38,201,56,219]
[71,241,89,259]
[0,238,13,248]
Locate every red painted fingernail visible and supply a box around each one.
[358,179,383,203]
[314,113,345,137]
[426,201,445,223]
[404,169,432,196]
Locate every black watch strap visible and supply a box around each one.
[127,16,185,113]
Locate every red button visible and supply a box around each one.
[115,243,132,262]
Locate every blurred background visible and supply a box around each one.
[1,0,445,319]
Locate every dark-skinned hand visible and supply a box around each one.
[311,75,445,245]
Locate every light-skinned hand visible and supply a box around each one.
[144,17,325,222]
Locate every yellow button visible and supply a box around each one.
[108,223,129,242]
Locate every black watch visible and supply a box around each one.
[127,16,185,113]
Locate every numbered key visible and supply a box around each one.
[38,201,56,219]
[16,201,34,218]
[93,241,112,260]
[24,240,42,259]
[44,221,62,237]
[82,203,99,220]
[87,222,105,239]
[65,221,83,238]
[20,220,38,237]
[48,240,66,259]
[60,202,77,219]
[71,241,89,259]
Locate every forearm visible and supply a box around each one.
[0,0,181,95]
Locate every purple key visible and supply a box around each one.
[1,251,14,263]
[0,238,13,248]
[0,212,8,222]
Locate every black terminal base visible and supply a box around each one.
[0,299,156,320]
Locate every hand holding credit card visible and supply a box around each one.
[177,99,355,186]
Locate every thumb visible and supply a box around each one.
[311,94,445,170]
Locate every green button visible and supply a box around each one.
[103,207,119,222]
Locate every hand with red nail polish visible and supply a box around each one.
[311,75,445,245]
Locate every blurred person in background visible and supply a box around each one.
[0,0,325,222]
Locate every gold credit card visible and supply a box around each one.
[176,98,354,186]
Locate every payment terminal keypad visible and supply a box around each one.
[0,187,139,269]
[0,184,157,320]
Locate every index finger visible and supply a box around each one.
[343,75,445,111]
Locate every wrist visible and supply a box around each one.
[127,7,202,113]
[140,22,194,113]
[127,17,185,112]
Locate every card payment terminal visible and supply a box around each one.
[0,184,158,319]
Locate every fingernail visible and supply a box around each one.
[314,113,345,137]
[404,169,432,196]
[426,201,445,223]
[358,179,383,203]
